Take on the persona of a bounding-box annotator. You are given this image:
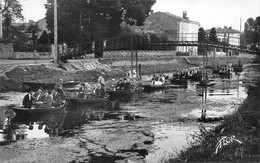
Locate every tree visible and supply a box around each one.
[209,27,218,42]
[26,23,40,45]
[198,27,206,42]
[1,0,24,38]
[44,0,156,49]
[254,16,260,46]
[38,30,49,45]
[244,18,256,45]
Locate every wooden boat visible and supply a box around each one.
[67,94,109,105]
[169,78,188,85]
[142,83,167,91]
[218,71,232,78]
[233,65,243,73]
[22,80,80,90]
[11,105,66,117]
[107,88,135,96]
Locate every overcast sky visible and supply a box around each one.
[20,0,260,31]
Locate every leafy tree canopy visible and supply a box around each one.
[38,30,49,45]
[244,17,260,44]
[1,0,24,38]
[209,27,218,42]
[45,0,156,45]
[198,27,206,42]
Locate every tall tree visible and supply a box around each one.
[254,16,260,46]
[45,0,156,48]
[244,18,256,45]
[209,27,218,42]
[198,27,206,42]
[1,0,24,38]
[38,30,49,45]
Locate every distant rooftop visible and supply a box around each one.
[205,26,240,33]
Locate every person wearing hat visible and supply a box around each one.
[33,87,43,101]
[97,72,106,96]
[22,90,36,108]
[78,83,87,98]
[54,79,66,98]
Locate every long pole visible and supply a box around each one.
[54,0,58,63]
[0,0,3,39]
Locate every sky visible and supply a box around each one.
[19,0,260,31]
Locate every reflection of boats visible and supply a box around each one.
[67,94,109,105]
[11,105,66,117]
[22,81,80,89]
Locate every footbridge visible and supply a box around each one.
[60,34,259,60]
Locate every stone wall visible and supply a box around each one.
[0,43,53,59]
[103,50,177,59]
[0,43,14,58]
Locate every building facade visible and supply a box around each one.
[133,11,200,54]
[205,26,240,55]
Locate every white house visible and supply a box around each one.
[133,11,200,54]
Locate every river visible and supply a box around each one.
[0,63,259,162]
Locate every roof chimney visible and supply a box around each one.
[183,11,187,19]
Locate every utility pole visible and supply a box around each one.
[54,0,58,63]
[0,0,3,39]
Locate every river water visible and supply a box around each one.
[0,63,259,162]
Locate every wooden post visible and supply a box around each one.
[54,0,58,63]
[130,34,133,78]
[0,0,3,39]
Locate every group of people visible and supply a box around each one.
[115,78,131,90]
[77,72,107,98]
[213,61,234,74]
[172,67,202,80]
[147,73,168,86]
[22,79,66,109]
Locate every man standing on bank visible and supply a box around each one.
[97,72,106,96]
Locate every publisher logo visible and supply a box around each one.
[215,135,242,154]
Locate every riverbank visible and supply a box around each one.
[170,59,260,162]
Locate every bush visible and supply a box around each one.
[36,44,51,52]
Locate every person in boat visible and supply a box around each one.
[237,59,242,66]
[78,83,87,98]
[97,72,106,94]
[37,89,53,109]
[22,90,36,108]
[159,74,166,84]
[32,87,43,103]
[93,83,103,97]
[122,78,131,90]
[116,78,124,90]
[54,79,66,98]
[53,89,63,107]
